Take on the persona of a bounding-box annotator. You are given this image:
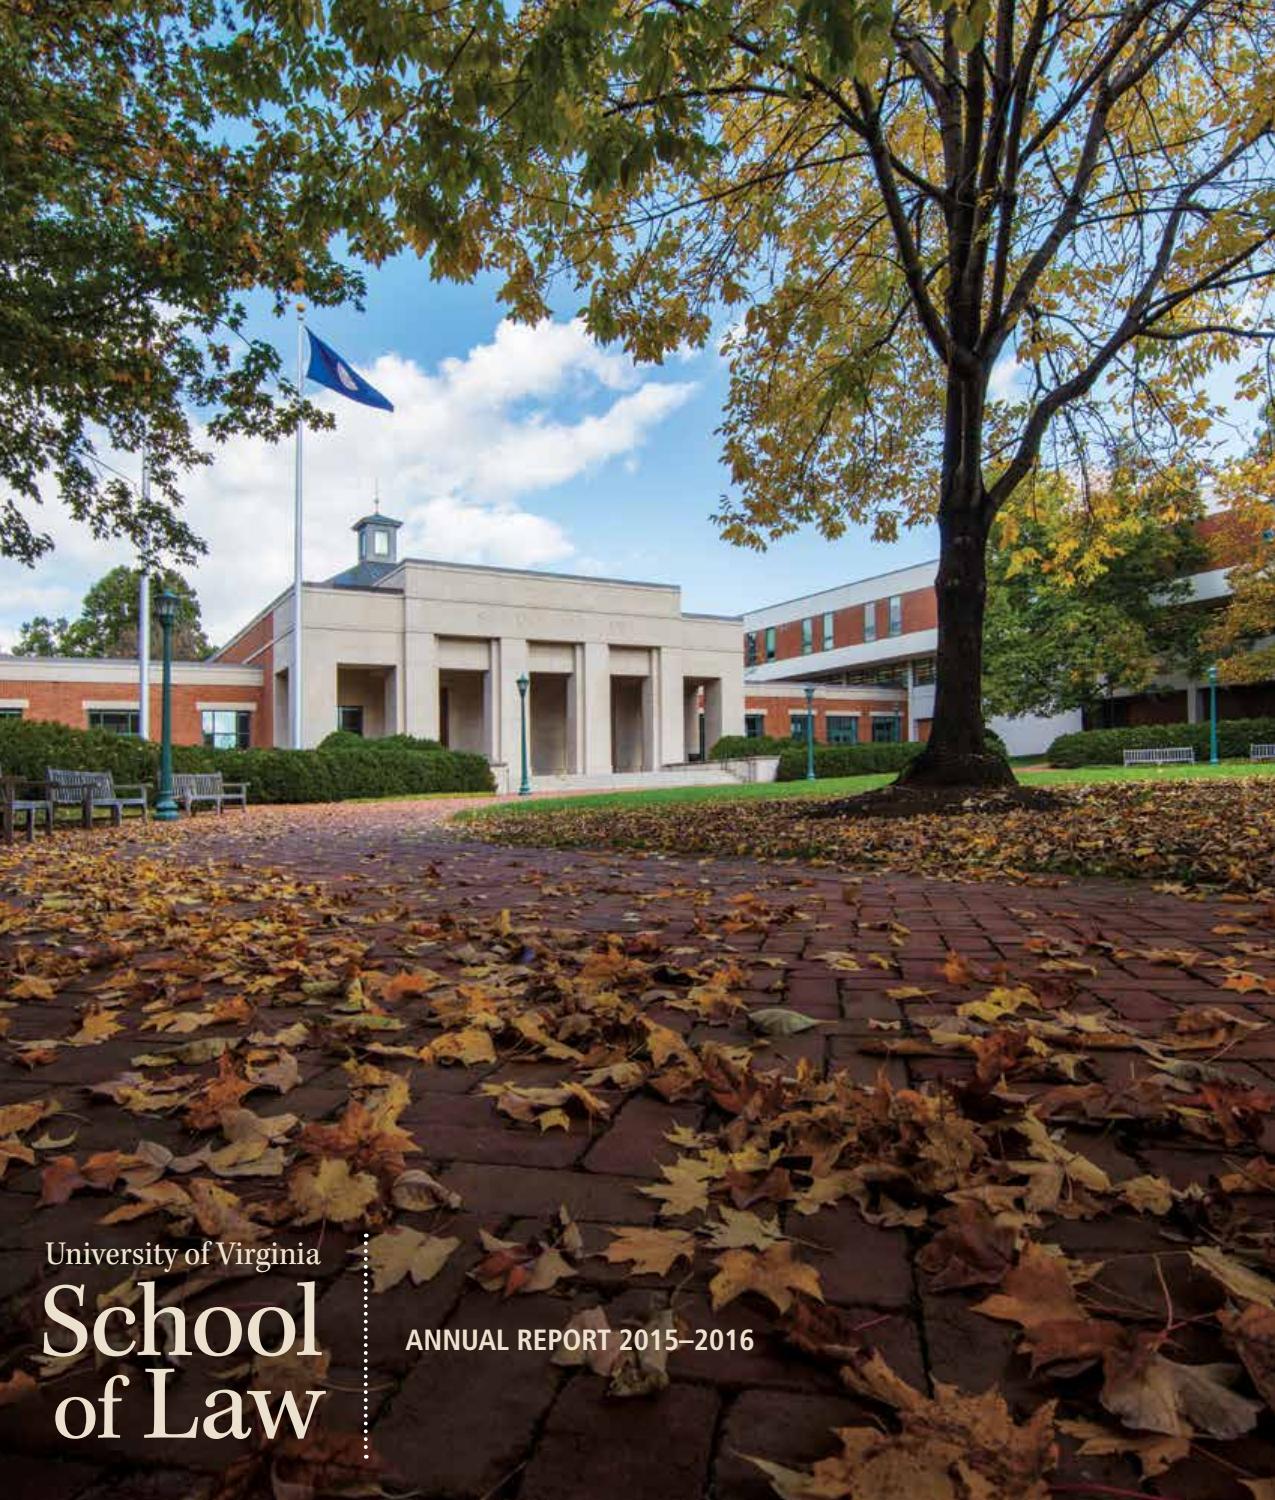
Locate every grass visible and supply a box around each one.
[463,757,1275,818]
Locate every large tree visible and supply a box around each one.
[14,565,213,659]
[287,0,1275,784]
[1204,432,1275,684]
[0,0,361,566]
[984,463,1209,717]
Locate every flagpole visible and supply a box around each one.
[138,445,151,741]
[292,301,305,750]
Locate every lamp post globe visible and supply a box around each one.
[153,588,180,821]
[803,685,816,781]
[516,674,531,796]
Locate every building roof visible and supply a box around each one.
[350,513,402,531]
[325,560,403,589]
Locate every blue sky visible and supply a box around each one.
[0,253,940,651]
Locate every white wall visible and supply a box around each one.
[988,708,1084,758]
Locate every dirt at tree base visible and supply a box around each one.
[801,781,1068,821]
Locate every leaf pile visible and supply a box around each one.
[476,777,1275,892]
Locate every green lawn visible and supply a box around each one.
[467,757,1275,817]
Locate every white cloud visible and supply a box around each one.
[0,318,696,649]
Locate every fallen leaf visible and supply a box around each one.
[1101,1334,1263,1439]
[1191,1246,1275,1310]
[1057,1417,1189,1478]
[710,1242,822,1314]
[288,1159,379,1226]
[603,1226,696,1276]
[365,1228,459,1293]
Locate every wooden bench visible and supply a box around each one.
[1,775,53,843]
[172,771,249,815]
[1122,746,1195,767]
[1252,743,1275,762]
[47,768,150,826]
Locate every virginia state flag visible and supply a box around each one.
[306,331,394,411]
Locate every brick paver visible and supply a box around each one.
[0,799,1272,1497]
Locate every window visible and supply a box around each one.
[913,656,937,685]
[764,626,777,661]
[372,529,390,557]
[87,709,140,737]
[744,632,758,666]
[790,711,815,742]
[826,714,859,744]
[0,708,22,720]
[744,712,767,739]
[201,710,251,750]
[863,602,877,642]
[842,664,908,687]
[338,705,365,736]
[888,595,902,636]
[822,611,835,649]
[871,714,903,743]
[801,617,814,654]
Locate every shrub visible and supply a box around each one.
[1046,716,1275,767]
[776,741,922,779]
[0,717,159,783]
[709,734,793,760]
[191,747,492,802]
[984,727,1009,758]
[0,719,493,802]
[319,730,443,753]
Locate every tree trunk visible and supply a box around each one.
[898,401,1016,789]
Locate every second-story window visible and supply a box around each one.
[888,595,903,635]
[863,602,877,643]
[744,632,757,666]
[801,617,813,654]
[765,626,777,661]
[822,611,834,648]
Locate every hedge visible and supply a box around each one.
[709,734,794,760]
[1046,717,1275,767]
[0,718,493,803]
[776,741,922,779]
[319,730,443,754]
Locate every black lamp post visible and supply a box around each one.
[517,674,531,796]
[154,589,179,821]
[803,685,816,780]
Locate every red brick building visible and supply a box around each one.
[741,513,1275,755]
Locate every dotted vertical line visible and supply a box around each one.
[362,1230,370,1462]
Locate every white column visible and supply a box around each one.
[582,641,611,773]
[404,630,440,739]
[498,637,530,768]
[703,680,724,753]
[658,647,686,767]
[567,649,583,773]
[718,660,746,742]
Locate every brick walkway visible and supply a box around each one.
[0,801,1272,1498]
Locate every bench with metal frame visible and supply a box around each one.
[1252,743,1275,763]
[1,775,54,843]
[1122,746,1195,767]
[46,768,150,826]
[172,771,250,815]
